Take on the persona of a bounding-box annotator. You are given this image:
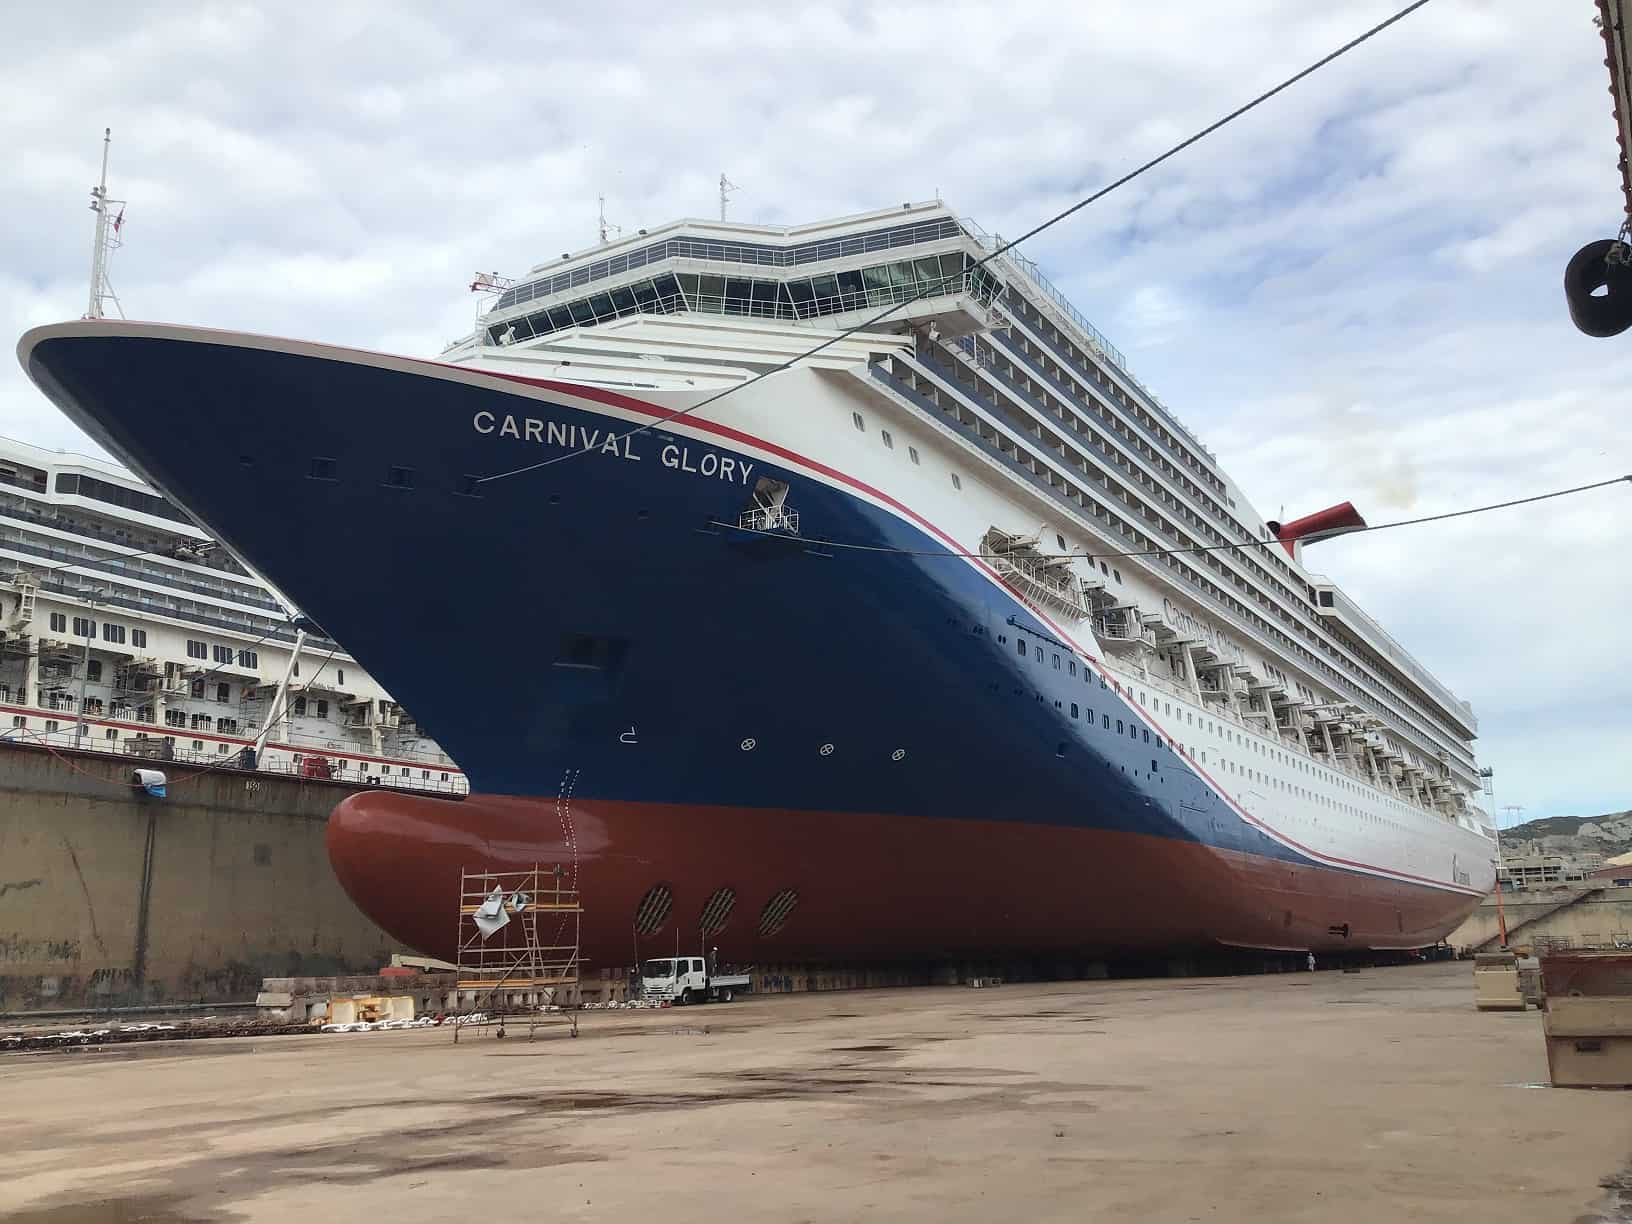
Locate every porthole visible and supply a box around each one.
[699,887,737,936]
[634,884,673,936]
[757,888,800,937]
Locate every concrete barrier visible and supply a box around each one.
[0,742,403,1011]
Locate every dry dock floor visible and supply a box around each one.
[2,962,1628,1223]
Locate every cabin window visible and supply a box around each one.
[880,430,894,450]
[1071,703,1079,719]
[49,612,66,632]
[1069,661,1076,676]
[1035,647,1043,663]
[950,473,962,490]
[1016,638,1027,656]
[132,629,147,647]
[908,446,920,465]
[852,412,864,432]
[1116,720,1124,734]
[1052,654,1061,670]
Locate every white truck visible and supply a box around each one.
[639,954,751,1004]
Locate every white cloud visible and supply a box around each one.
[1,0,1627,817]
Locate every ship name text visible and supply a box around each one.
[471,411,754,484]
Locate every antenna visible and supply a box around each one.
[468,271,516,344]
[597,194,623,244]
[85,127,127,321]
[719,172,739,222]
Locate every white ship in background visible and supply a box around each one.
[0,434,465,793]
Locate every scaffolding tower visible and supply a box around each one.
[452,864,581,1042]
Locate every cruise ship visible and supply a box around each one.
[17,201,1496,966]
[0,435,465,793]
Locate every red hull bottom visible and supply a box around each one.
[326,791,1480,967]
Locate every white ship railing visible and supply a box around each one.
[957,217,1217,465]
[1102,662,1466,822]
[0,725,470,795]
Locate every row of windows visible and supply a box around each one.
[48,611,148,649]
[488,253,1002,346]
[491,217,966,310]
[53,472,193,524]
[1005,628,1451,819]
[184,639,259,669]
[0,508,275,613]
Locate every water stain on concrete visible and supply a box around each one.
[0,1194,207,1223]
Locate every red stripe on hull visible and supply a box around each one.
[327,791,1480,966]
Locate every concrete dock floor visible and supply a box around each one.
[1,962,1627,1223]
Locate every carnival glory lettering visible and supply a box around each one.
[472,411,754,484]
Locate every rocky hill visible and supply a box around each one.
[1503,810,1632,859]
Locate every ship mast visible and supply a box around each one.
[85,127,126,320]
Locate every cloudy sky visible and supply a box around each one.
[3,1,1627,823]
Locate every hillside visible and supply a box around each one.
[1503,810,1632,859]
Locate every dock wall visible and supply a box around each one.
[1447,886,1632,952]
[0,743,402,1011]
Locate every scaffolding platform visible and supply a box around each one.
[451,864,582,1042]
